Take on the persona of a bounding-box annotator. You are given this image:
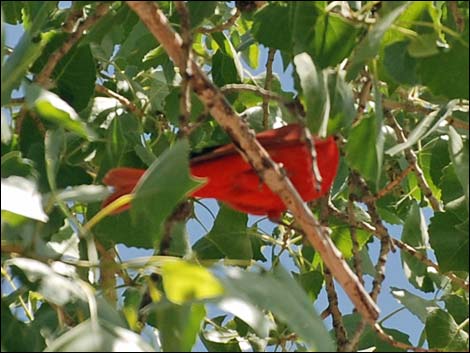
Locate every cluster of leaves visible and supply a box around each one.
[1,1,468,352]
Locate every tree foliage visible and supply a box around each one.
[1,1,468,352]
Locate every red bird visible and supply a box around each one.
[102,124,339,219]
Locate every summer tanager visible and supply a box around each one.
[102,124,339,219]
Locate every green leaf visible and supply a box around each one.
[425,309,469,351]
[212,50,238,87]
[1,2,55,105]
[162,260,224,304]
[346,3,410,81]
[44,319,154,352]
[115,21,158,68]
[150,301,205,352]
[444,294,469,325]
[44,128,65,191]
[383,40,418,84]
[1,176,48,222]
[448,126,469,209]
[345,114,380,184]
[294,52,328,136]
[193,205,252,260]
[430,138,451,187]
[30,32,96,112]
[252,3,292,52]
[219,265,335,352]
[418,37,469,99]
[429,211,469,272]
[187,1,217,28]
[440,164,464,205]
[311,12,361,68]
[290,1,319,54]
[241,41,259,70]
[295,270,324,301]
[400,201,433,291]
[390,287,439,323]
[329,224,371,260]
[131,139,201,247]
[327,70,355,134]
[91,204,155,249]
[26,84,94,140]
[408,33,440,58]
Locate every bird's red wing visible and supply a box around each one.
[101,124,339,217]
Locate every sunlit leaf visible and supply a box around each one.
[162,260,224,304]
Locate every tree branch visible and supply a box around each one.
[324,267,349,351]
[126,0,379,324]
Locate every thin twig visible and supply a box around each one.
[324,267,349,351]
[127,1,379,324]
[35,3,110,85]
[262,48,276,129]
[195,7,240,34]
[362,164,414,203]
[386,112,443,212]
[449,1,465,33]
[95,84,144,117]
